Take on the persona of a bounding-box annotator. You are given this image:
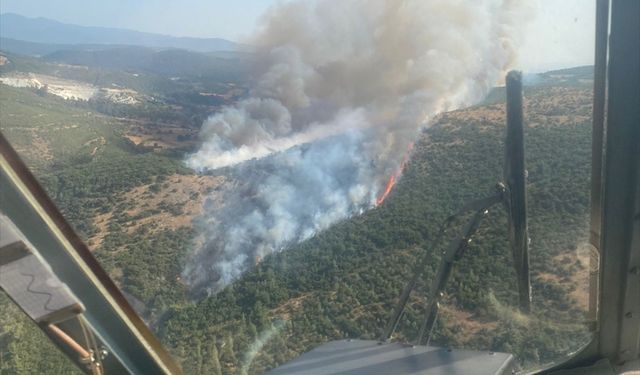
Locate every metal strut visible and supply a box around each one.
[416,207,490,345]
[381,70,532,346]
[504,71,532,313]
[379,185,505,343]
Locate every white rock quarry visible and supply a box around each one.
[0,72,142,104]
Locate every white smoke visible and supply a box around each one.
[184,0,533,294]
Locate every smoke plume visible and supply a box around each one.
[184,0,532,294]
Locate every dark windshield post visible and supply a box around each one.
[505,71,532,314]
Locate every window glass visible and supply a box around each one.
[0,1,595,373]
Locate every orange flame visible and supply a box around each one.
[376,175,397,206]
[375,142,414,206]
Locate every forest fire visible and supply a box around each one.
[376,175,397,206]
[184,0,529,293]
[376,143,414,206]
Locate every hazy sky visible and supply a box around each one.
[1,0,595,72]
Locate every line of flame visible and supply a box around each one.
[375,142,414,206]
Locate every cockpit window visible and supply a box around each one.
[0,1,596,373]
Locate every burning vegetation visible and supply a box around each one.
[184,0,532,294]
[376,143,414,206]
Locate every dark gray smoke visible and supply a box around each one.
[184,0,533,294]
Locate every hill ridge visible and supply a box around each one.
[0,13,245,52]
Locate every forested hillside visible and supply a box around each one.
[159,82,594,374]
[0,67,593,374]
[0,85,194,374]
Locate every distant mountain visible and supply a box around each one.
[539,65,594,79]
[43,46,253,80]
[525,66,594,87]
[0,13,244,52]
[0,37,112,56]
